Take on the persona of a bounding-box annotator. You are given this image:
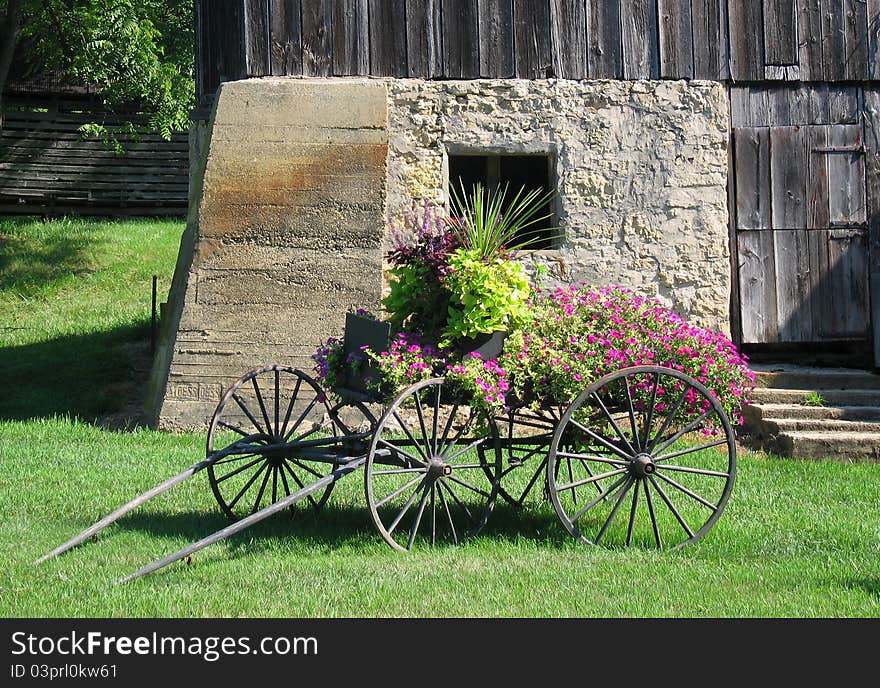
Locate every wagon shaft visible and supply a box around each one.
[117,455,368,584]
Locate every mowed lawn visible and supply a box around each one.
[1,216,879,618]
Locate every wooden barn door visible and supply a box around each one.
[731,85,878,367]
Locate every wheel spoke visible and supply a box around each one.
[228,462,269,510]
[570,420,633,461]
[431,384,441,455]
[654,438,728,463]
[438,401,460,451]
[388,477,427,535]
[252,376,273,437]
[556,450,628,467]
[437,484,458,544]
[658,464,730,478]
[445,474,490,499]
[646,387,688,452]
[392,409,429,462]
[251,463,273,512]
[290,458,325,480]
[439,480,477,525]
[274,369,280,435]
[233,393,266,436]
[213,452,261,467]
[444,438,485,463]
[641,372,660,451]
[279,376,302,439]
[648,475,695,539]
[594,478,634,544]
[622,381,641,452]
[218,421,249,438]
[626,479,640,546]
[571,474,629,523]
[651,409,714,456]
[377,438,426,466]
[374,474,425,508]
[371,467,428,476]
[556,466,628,494]
[588,391,637,455]
[413,390,433,460]
[281,461,319,509]
[407,484,432,549]
[215,455,265,483]
[644,479,662,548]
[283,392,321,441]
[653,470,718,511]
[271,465,278,504]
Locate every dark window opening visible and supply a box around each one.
[448,153,558,250]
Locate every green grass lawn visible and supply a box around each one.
[1,216,879,618]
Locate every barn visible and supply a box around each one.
[146,0,880,431]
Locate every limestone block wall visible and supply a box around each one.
[147,76,730,431]
[147,78,388,430]
[385,79,731,331]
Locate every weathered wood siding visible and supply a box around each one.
[731,84,873,348]
[196,0,880,107]
[0,99,189,216]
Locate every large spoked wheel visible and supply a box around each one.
[207,365,374,521]
[547,365,736,550]
[365,377,501,551]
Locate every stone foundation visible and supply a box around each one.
[147,76,730,430]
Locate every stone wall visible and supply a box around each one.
[386,79,730,331]
[146,78,388,430]
[147,76,730,430]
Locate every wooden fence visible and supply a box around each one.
[196,0,880,109]
[0,98,188,216]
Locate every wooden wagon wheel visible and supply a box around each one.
[546,366,736,550]
[207,365,375,522]
[365,377,501,551]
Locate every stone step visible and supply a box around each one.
[750,364,880,391]
[760,417,880,434]
[743,403,880,422]
[772,431,880,462]
[749,388,880,406]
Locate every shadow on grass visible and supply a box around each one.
[0,322,152,424]
[107,501,570,561]
[0,217,98,296]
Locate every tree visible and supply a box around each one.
[0,0,194,141]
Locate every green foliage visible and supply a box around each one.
[17,0,194,143]
[383,262,452,345]
[448,180,558,261]
[803,391,826,407]
[441,248,532,347]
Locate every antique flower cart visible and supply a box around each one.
[38,309,738,583]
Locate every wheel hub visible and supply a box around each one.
[427,459,452,481]
[629,453,656,479]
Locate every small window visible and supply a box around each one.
[448,153,558,250]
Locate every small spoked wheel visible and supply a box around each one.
[207,365,373,521]
[365,377,501,551]
[489,405,566,509]
[547,366,736,550]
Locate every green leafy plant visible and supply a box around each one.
[803,391,826,407]
[448,180,558,260]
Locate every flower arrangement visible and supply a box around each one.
[312,188,753,430]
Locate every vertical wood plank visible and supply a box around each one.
[738,231,779,343]
[773,230,812,341]
[734,127,772,229]
[749,85,771,125]
[443,0,480,77]
[822,0,847,81]
[369,0,407,76]
[729,86,753,127]
[763,0,797,65]
[244,0,271,76]
[692,0,724,79]
[869,0,880,80]
[658,0,694,79]
[797,0,823,81]
[843,0,869,80]
[861,88,880,367]
[828,229,870,337]
[727,0,763,81]
[301,0,333,76]
[408,0,443,78]
[513,0,552,78]
[333,0,368,75]
[270,0,303,75]
[550,0,588,78]
[807,125,830,229]
[588,0,623,78]
[479,0,515,76]
[826,125,866,225]
[770,125,808,231]
[827,85,859,123]
[620,0,659,79]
